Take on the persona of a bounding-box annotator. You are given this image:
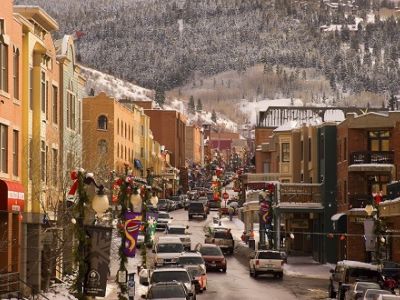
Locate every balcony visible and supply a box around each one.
[380,200,400,218]
[350,151,394,165]
[348,194,373,209]
[349,151,395,173]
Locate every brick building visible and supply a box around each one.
[336,111,400,262]
[185,125,202,165]
[0,1,24,293]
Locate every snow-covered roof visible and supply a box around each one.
[273,120,300,132]
[324,109,345,122]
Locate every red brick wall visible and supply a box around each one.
[347,221,366,262]
[255,128,274,146]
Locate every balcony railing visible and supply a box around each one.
[350,151,394,165]
[0,272,19,296]
[348,194,373,209]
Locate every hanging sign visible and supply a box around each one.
[123,212,142,257]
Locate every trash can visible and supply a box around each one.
[248,238,255,250]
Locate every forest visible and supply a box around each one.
[14,0,400,104]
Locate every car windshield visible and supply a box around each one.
[364,289,391,299]
[178,256,204,265]
[355,282,381,292]
[171,196,180,201]
[168,228,186,234]
[258,252,282,259]
[213,231,233,239]
[151,271,190,283]
[190,203,203,208]
[347,268,381,282]
[148,285,186,299]
[157,243,183,253]
[200,246,222,256]
[158,213,170,219]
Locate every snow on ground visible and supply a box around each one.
[167,98,239,132]
[238,98,304,125]
[80,66,154,101]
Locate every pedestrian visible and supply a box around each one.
[228,206,234,221]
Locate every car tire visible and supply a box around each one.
[328,285,336,299]
[222,267,227,273]
[249,268,254,277]
[278,272,283,279]
[254,270,258,278]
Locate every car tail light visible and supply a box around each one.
[256,260,259,266]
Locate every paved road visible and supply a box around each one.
[163,208,329,300]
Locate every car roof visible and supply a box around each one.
[153,267,188,273]
[168,224,186,229]
[179,252,201,257]
[156,236,182,243]
[150,281,184,287]
[257,250,281,253]
[199,243,218,248]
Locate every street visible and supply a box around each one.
[153,208,330,300]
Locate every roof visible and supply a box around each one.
[13,6,59,31]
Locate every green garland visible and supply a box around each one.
[116,178,129,300]
[70,171,90,300]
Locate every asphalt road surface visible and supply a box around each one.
[154,208,330,300]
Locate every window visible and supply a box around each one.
[368,130,390,151]
[29,68,33,109]
[52,85,58,124]
[45,80,49,119]
[117,143,119,158]
[13,48,19,99]
[41,72,46,113]
[281,143,290,162]
[67,85,76,130]
[0,19,4,35]
[343,137,347,161]
[0,39,8,92]
[300,140,304,161]
[52,148,57,186]
[41,141,45,181]
[45,145,48,184]
[141,125,144,136]
[141,147,144,158]
[97,115,108,130]
[308,138,312,162]
[98,139,107,154]
[117,119,119,135]
[12,130,18,176]
[29,139,32,180]
[0,124,7,173]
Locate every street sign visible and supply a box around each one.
[223,192,229,200]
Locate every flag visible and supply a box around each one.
[123,212,142,257]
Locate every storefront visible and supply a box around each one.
[0,180,24,295]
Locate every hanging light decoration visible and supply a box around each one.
[290,233,295,240]
[150,193,159,208]
[340,235,346,241]
[92,185,109,218]
[130,187,142,213]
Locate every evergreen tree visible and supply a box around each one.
[389,93,397,111]
[196,98,203,112]
[211,109,217,123]
[188,95,196,114]
[155,87,165,106]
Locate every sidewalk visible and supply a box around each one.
[218,216,333,280]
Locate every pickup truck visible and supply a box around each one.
[205,227,234,254]
[249,250,284,279]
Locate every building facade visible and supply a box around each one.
[0,1,24,295]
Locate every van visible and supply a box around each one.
[328,260,382,300]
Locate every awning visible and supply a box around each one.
[0,180,25,212]
[134,159,143,170]
[331,212,347,233]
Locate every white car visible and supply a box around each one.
[165,224,191,250]
[362,289,392,300]
[153,236,184,267]
[249,250,284,279]
[178,252,207,293]
[156,211,173,231]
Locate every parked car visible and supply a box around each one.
[345,282,381,300]
[147,268,197,300]
[185,264,207,293]
[153,237,184,267]
[381,261,400,282]
[165,224,191,251]
[328,260,383,300]
[182,195,190,210]
[204,227,234,254]
[188,201,207,220]
[196,197,210,214]
[195,243,226,273]
[157,199,171,212]
[249,250,284,279]
[170,195,184,209]
[178,252,207,292]
[361,289,391,300]
[156,211,173,231]
[207,192,221,210]
[178,252,206,276]
[376,295,400,300]
[144,281,192,300]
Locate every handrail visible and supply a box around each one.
[17,277,50,300]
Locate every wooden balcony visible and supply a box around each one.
[380,200,400,218]
[350,151,394,165]
[348,194,373,209]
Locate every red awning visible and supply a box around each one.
[0,180,25,212]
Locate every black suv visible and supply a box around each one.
[188,202,207,220]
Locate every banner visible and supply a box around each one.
[84,226,113,297]
[124,212,142,257]
[364,218,376,252]
[259,200,272,227]
[146,211,158,241]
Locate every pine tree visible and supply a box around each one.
[196,98,203,112]
[211,110,217,123]
[188,95,195,114]
[155,88,165,106]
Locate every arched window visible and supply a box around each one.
[117,119,119,135]
[97,115,108,130]
[98,139,108,154]
[117,143,119,158]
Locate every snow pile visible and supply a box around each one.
[238,98,304,125]
[80,65,154,101]
[167,98,238,132]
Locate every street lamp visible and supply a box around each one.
[92,185,109,218]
